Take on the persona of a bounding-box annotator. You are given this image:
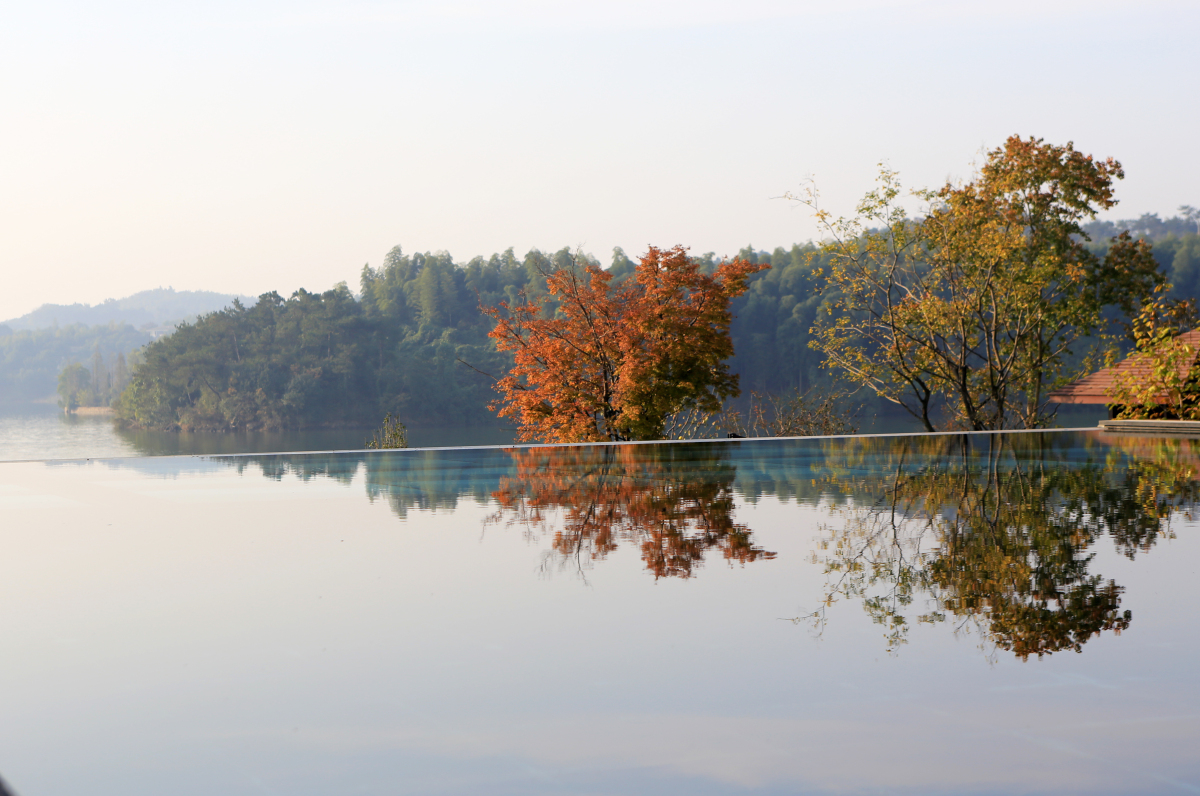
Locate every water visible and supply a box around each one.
[0,403,1108,461]
[0,404,516,460]
[0,431,1196,794]
[0,405,135,460]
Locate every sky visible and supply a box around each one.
[1,0,1197,321]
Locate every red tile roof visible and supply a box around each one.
[1047,329,1200,405]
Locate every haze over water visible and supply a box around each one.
[0,406,518,461]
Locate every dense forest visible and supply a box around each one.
[115,247,590,430]
[110,210,1200,432]
[1082,212,1200,300]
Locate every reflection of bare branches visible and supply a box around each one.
[799,453,939,653]
[797,433,1195,659]
[487,444,775,579]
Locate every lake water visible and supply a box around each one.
[0,404,517,460]
[0,430,1195,794]
[0,403,1109,461]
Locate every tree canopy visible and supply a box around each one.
[808,135,1162,431]
[484,246,766,442]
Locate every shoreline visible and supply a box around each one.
[69,406,115,416]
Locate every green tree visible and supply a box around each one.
[1105,285,1200,419]
[807,136,1162,431]
[365,413,408,449]
[57,362,91,411]
[113,351,130,396]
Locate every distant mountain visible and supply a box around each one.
[2,287,254,332]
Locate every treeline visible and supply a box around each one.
[1082,211,1200,301]
[113,213,1200,432]
[0,323,149,405]
[1081,210,1198,244]
[115,246,555,430]
[57,349,135,410]
[114,246,648,430]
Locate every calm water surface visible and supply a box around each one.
[0,403,1108,461]
[0,431,1194,794]
[0,405,515,460]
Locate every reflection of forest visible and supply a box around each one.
[150,431,1198,655]
[489,444,775,578]
[228,449,508,518]
[806,433,1199,659]
[218,443,777,579]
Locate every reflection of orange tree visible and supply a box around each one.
[806,433,1194,659]
[489,443,775,579]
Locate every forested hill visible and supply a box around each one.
[1082,211,1198,244]
[116,247,578,430]
[0,288,254,404]
[116,220,1200,432]
[0,323,150,405]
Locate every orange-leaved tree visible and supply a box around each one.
[483,246,766,442]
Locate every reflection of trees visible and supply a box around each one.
[490,443,775,579]
[214,443,776,579]
[235,453,362,484]
[808,433,1197,659]
[221,450,502,517]
[105,430,1194,640]
[1087,434,1200,557]
[360,449,498,518]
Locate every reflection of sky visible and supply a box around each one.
[0,434,1197,794]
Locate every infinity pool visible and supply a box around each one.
[1,431,1196,795]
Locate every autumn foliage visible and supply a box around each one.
[807,135,1162,431]
[804,433,1198,658]
[488,443,775,579]
[483,246,766,442]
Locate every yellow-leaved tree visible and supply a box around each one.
[1106,285,1200,419]
[805,135,1162,431]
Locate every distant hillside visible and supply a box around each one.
[0,323,151,405]
[2,287,254,332]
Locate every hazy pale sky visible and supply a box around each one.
[2,0,1196,321]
